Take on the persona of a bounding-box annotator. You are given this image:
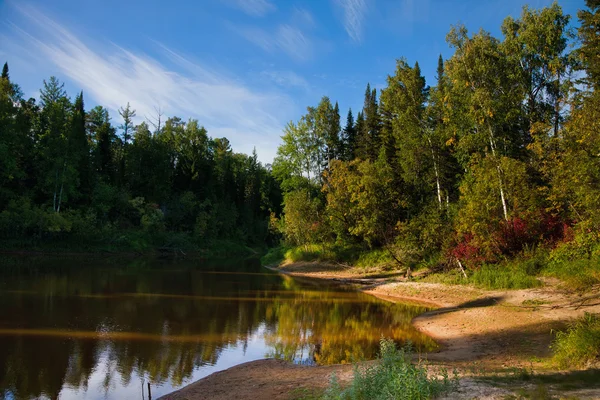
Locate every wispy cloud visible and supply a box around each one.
[261,70,310,91]
[8,4,290,162]
[226,0,276,17]
[237,23,313,62]
[334,0,368,43]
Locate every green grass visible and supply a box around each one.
[354,248,395,269]
[422,262,542,290]
[552,313,600,369]
[543,257,600,290]
[322,339,457,400]
[469,264,542,290]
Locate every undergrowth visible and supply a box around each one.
[322,339,457,400]
[552,313,600,369]
[422,261,542,290]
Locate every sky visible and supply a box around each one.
[0,0,585,164]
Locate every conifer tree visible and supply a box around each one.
[341,108,356,161]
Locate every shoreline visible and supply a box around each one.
[161,261,600,400]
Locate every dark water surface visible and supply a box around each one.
[0,256,435,400]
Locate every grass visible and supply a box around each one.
[261,244,398,271]
[469,264,542,290]
[321,339,457,400]
[552,313,600,369]
[543,257,600,290]
[422,262,542,290]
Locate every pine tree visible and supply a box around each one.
[119,103,136,146]
[342,108,356,161]
[354,111,366,160]
[324,101,341,164]
[2,62,9,80]
[358,83,381,161]
[70,92,91,201]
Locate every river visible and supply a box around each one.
[0,255,435,400]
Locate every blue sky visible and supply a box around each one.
[0,0,585,163]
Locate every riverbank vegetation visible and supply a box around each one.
[0,68,282,254]
[267,1,600,293]
[323,339,456,400]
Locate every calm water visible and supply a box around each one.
[0,256,435,400]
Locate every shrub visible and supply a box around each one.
[322,339,456,400]
[552,313,600,369]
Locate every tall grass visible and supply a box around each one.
[552,313,600,369]
[323,339,456,400]
[422,261,542,290]
[543,257,600,290]
[469,264,542,290]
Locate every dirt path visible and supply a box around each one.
[160,262,600,400]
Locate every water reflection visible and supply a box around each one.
[0,256,435,399]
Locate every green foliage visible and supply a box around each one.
[261,245,287,266]
[0,66,282,252]
[323,339,456,400]
[552,313,600,369]
[354,249,395,269]
[281,189,328,246]
[544,230,600,289]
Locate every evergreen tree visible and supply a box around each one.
[354,111,365,160]
[70,92,91,201]
[2,62,9,80]
[341,108,356,161]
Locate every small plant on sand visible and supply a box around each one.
[552,313,600,369]
[322,339,457,400]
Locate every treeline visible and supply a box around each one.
[272,1,600,271]
[0,71,282,250]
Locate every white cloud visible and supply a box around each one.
[227,0,276,17]
[8,5,291,163]
[261,70,310,91]
[334,0,368,43]
[238,23,313,62]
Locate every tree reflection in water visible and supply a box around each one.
[0,256,435,400]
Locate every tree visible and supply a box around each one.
[380,59,432,212]
[70,92,92,201]
[356,84,380,160]
[1,62,8,80]
[37,76,75,213]
[341,108,356,161]
[501,3,572,136]
[272,119,319,191]
[446,25,524,221]
[118,103,136,146]
[577,0,600,90]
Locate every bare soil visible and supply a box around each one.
[160,262,600,400]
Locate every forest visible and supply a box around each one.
[1,1,600,280]
[0,68,283,252]
[267,0,600,285]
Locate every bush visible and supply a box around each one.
[552,313,600,369]
[323,338,456,400]
[261,245,287,266]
